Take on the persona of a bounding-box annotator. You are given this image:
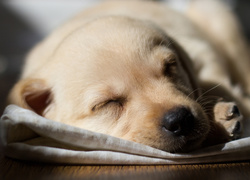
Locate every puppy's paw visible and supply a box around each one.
[214,102,243,140]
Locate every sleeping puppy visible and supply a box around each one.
[7,0,250,153]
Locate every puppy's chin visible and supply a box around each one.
[123,123,209,153]
[168,137,205,153]
[150,134,206,153]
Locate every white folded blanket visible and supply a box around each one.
[1,105,250,165]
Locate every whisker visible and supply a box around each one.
[199,97,218,104]
[187,88,202,99]
[196,83,222,102]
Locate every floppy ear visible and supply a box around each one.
[7,79,52,116]
[169,38,201,99]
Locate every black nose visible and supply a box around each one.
[163,107,195,136]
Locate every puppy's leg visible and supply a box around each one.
[187,0,250,96]
[213,101,243,140]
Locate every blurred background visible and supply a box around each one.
[0,0,250,114]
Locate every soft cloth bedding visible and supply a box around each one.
[1,105,250,165]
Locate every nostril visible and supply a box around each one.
[163,107,195,136]
[164,123,181,135]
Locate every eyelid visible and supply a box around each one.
[92,98,123,111]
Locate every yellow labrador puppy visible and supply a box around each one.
[7,0,250,152]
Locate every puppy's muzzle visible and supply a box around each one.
[163,107,195,136]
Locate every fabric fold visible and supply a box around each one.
[1,105,250,165]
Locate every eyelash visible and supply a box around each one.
[92,99,123,111]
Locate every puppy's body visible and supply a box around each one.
[8,0,250,152]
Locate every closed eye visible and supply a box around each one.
[92,99,124,111]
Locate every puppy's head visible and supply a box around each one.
[9,16,210,152]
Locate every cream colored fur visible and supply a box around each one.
[7,0,250,152]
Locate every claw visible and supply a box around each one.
[230,121,242,140]
[226,105,241,120]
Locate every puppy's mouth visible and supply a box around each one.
[158,106,209,153]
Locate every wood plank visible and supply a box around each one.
[1,156,250,180]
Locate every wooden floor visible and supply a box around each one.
[1,155,250,180]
